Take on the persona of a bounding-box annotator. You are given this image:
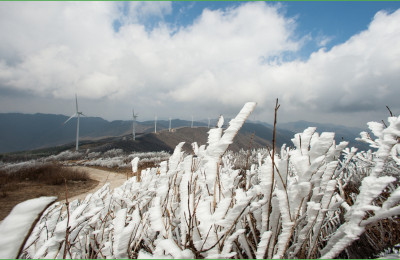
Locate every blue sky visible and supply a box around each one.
[0,1,400,127]
[283,2,400,58]
[132,1,400,59]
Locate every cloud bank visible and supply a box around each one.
[0,2,399,126]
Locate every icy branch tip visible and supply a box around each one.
[240,102,257,116]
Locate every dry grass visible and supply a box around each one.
[335,180,400,258]
[0,163,97,220]
[0,163,88,187]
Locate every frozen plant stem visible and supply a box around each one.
[267,98,280,231]
[244,132,255,191]
[16,200,56,258]
[386,105,394,117]
[63,178,71,259]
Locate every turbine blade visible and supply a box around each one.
[64,113,77,124]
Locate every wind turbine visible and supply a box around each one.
[208,118,211,129]
[64,94,85,151]
[169,117,172,132]
[132,109,138,140]
[191,115,194,128]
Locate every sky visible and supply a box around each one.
[0,1,400,128]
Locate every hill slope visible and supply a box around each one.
[71,126,273,154]
[0,113,370,154]
[0,113,212,153]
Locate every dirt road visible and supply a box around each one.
[68,166,129,201]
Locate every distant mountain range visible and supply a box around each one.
[0,113,370,155]
[276,120,368,150]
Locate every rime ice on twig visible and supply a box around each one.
[0,196,57,259]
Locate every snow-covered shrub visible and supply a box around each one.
[6,102,400,259]
[126,151,171,169]
[377,243,400,259]
[320,116,400,259]
[103,149,124,158]
[83,157,127,168]
[137,157,165,168]
[45,150,83,162]
[85,152,101,160]
[226,148,269,171]
[0,197,57,259]
[127,151,170,160]
[78,151,170,169]
[0,160,43,174]
[131,157,140,173]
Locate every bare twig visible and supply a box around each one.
[63,179,71,259]
[386,105,394,117]
[244,132,255,191]
[267,98,280,231]
[201,198,255,253]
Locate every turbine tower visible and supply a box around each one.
[132,109,138,140]
[169,117,172,132]
[208,118,211,128]
[154,115,157,133]
[191,115,194,128]
[64,94,85,151]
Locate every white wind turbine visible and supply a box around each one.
[169,117,172,132]
[191,115,194,128]
[64,94,85,151]
[132,109,138,140]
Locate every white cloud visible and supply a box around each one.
[316,34,333,47]
[0,2,399,126]
[122,1,172,24]
[283,9,400,113]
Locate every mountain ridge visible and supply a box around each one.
[0,113,370,154]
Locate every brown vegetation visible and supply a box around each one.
[339,180,400,258]
[0,163,98,220]
[156,126,271,154]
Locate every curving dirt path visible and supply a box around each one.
[67,166,129,201]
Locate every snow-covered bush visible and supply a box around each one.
[0,160,43,174]
[127,151,170,161]
[0,197,57,259]
[131,157,140,173]
[127,151,171,168]
[86,152,101,160]
[4,102,400,259]
[83,157,127,168]
[319,116,400,259]
[45,150,83,162]
[78,150,170,169]
[377,243,400,259]
[103,149,124,158]
[226,148,269,171]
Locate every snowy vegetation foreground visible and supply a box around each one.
[0,102,399,259]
